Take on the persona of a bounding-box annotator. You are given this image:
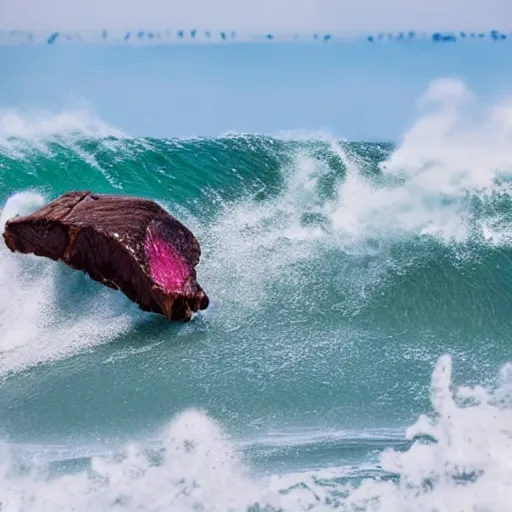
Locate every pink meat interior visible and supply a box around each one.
[144,231,190,293]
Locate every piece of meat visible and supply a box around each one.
[2,191,209,321]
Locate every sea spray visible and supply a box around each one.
[1,355,511,511]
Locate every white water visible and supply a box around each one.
[326,78,512,246]
[0,354,511,511]
[0,192,135,376]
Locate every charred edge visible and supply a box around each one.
[198,292,209,310]
[157,293,193,322]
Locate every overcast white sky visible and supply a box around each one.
[1,0,510,32]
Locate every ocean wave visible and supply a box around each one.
[0,79,512,495]
[1,354,511,511]
[1,78,512,375]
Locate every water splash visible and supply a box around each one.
[1,354,511,511]
[0,192,135,376]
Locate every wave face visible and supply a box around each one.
[1,78,512,510]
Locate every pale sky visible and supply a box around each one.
[2,40,512,140]
[1,0,511,140]
[1,0,510,32]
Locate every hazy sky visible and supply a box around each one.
[2,40,511,140]
[1,0,511,140]
[1,0,510,32]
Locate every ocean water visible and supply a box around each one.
[1,77,512,510]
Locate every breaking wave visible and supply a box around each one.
[1,78,512,510]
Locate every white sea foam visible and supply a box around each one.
[0,107,126,141]
[0,107,133,188]
[0,354,511,511]
[198,78,512,315]
[0,191,135,376]
[324,78,512,246]
[271,79,512,248]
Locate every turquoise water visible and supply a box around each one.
[1,105,512,510]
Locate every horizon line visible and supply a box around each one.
[1,27,511,46]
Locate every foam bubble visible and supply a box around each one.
[0,190,46,228]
